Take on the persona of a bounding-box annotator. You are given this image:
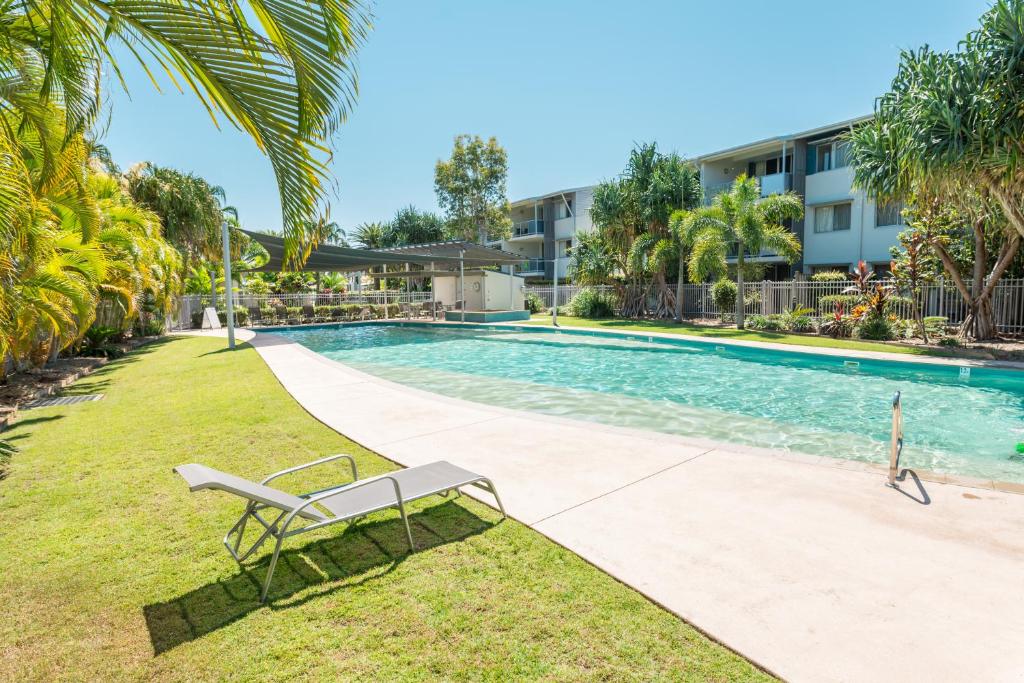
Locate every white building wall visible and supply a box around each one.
[573,187,595,235]
[802,166,901,272]
[481,271,526,310]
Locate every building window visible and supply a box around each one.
[555,199,574,220]
[814,203,852,233]
[811,139,851,174]
[875,200,905,227]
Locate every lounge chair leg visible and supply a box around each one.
[480,478,506,519]
[396,500,415,552]
[260,533,286,603]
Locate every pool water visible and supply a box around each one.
[275,323,1024,483]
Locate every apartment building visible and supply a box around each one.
[696,115,906,278]
[487,185,595,281]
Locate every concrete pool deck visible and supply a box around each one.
[192,328,1024,681]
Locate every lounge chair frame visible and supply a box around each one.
[176,455,506,602]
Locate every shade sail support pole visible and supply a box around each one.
[459,249,465,323]
[430,261,436,321]
[221,220,236,349]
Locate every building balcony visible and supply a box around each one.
[513,257,546,275]
[703,172,792,205]
[759,171,791,196]
[725,242,783,261]
[511,219,545,239]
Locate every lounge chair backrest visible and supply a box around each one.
[174,464,327,521]
[302,304,314,315]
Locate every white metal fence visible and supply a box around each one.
[525,278,1024,334]
[524,285,615,309]
[170,291,435,330]
[172,279,1024,334]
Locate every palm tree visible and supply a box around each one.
[668,210,694,321]
[847,0,1024,339]
[352,221,391,289]
[0,0,371,267]
[685,174,803,329]
[125,163,227,264]
[588,144,701,318]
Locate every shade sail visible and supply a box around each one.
[243,231,524,272]
[375,241,525,264]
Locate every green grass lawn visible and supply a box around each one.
[523,315,939,356]
[0,336,772,682]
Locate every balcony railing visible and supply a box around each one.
[726,242,781,259]
[512,219,545,238]
[703,172,792,205]
[514,257,546,274]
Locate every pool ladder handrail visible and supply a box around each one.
[887,391,904,487]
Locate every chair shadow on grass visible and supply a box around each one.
[143,500,496,655]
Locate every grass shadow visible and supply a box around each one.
[143,500,495,655]
[198,341,254,357]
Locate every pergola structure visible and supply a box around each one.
[218,228,526,348]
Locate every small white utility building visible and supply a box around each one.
[433,269,525,311]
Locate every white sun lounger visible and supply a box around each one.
[174,455,506,602]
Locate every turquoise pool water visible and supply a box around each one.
[275,323,1024,483]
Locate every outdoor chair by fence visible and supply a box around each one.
[173,456,506,602]
[247,307,263,327]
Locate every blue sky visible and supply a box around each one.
[102,0,990,233]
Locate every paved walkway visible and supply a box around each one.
[201,329,1024,681]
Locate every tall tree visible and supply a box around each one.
[352,221,390,289]
[0,0,371,267]
[388,205,446,245]
[124,163,227,263]
[890,226,939,342]
[588,143,701,318]
[434,135,511,244]
[684,174,803,329]
[848,0,1024,339]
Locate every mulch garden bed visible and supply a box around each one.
[0,335,162,430]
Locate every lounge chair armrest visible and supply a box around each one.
[261,454,358,486]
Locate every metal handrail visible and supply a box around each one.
[887,391,903,486]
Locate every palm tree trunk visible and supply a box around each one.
[735,245,745,329]
[674,252,685,322]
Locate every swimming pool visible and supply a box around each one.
[274,323,1024,483]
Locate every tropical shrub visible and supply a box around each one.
[370,304,400,318]
[924,316,948,337]
[819,294,860,311]
[140,319,164,337]
[216,308,249,326]
[746,315,784,331]
[246,278,271,295]
[811,270,848,282]
[524,291,545,314]
[79,327,125,359]
[343,304,366,319]
[820,303,854,338]
[568,289,616,318]
[855,316,896,341]
[711,279,737,314]
[780,306,816,333]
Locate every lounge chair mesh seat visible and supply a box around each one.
[316,461,488,519]
[174,456,505,602]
